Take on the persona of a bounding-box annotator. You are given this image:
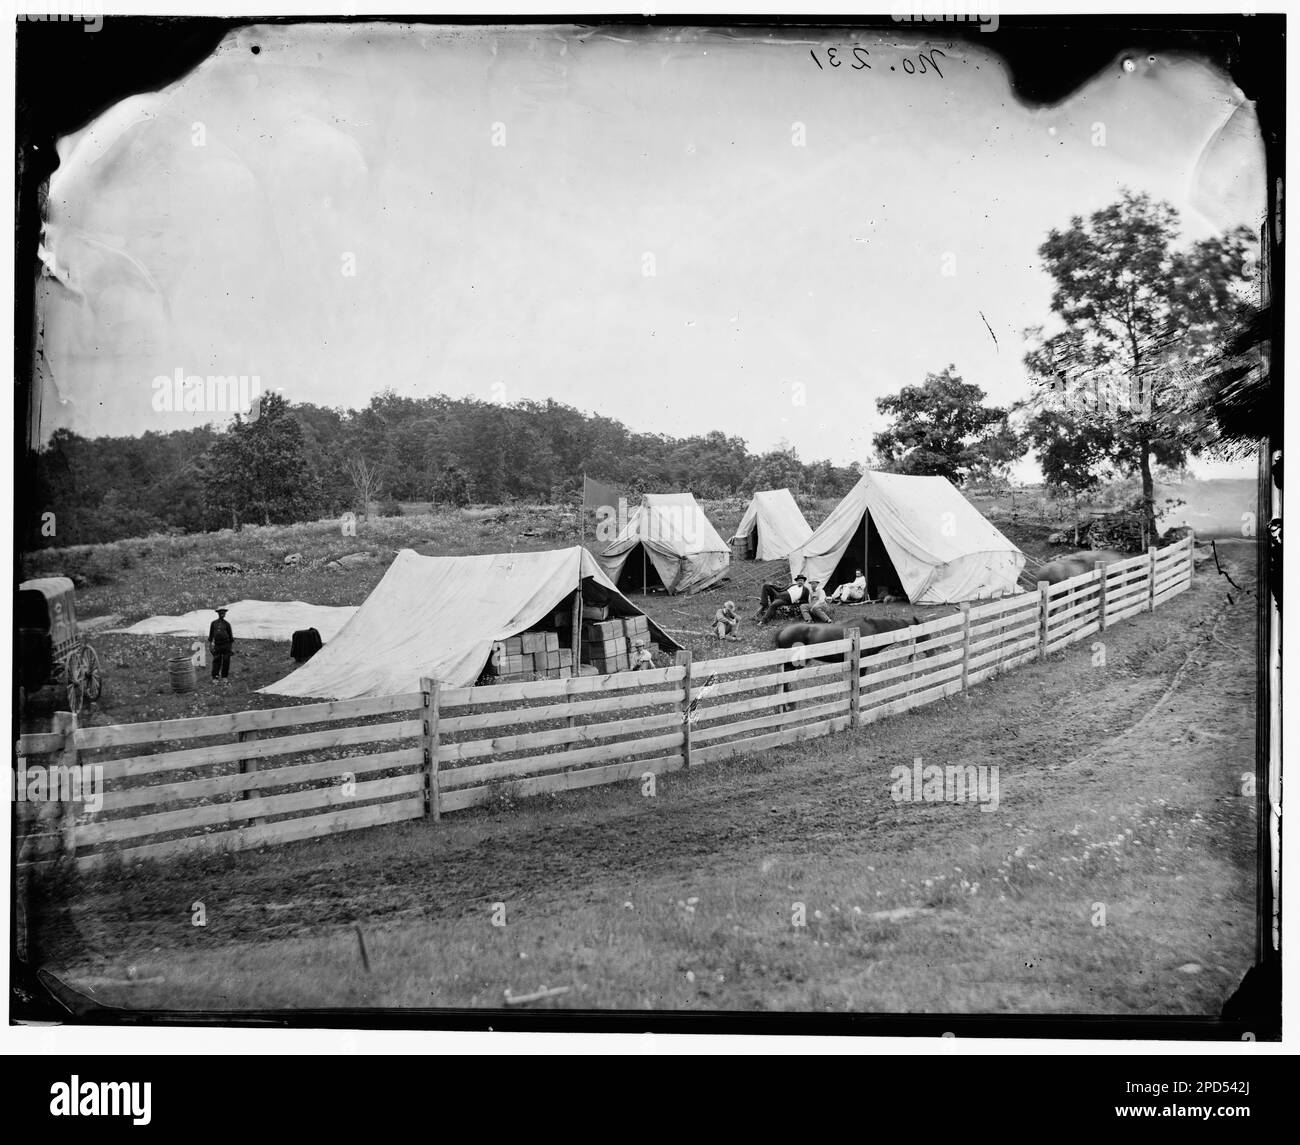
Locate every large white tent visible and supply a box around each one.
[596,492,730,594]
[262,547,679,699]
[731,488,813,561]
[788,472,1024,604]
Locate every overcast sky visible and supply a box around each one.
[37,23,1265,478]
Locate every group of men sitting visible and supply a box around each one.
[755,567,869,626]
[706,568,873,640]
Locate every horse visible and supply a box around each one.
[1035,549,1128,586]
[773,616,926,709]
[1035,550,1129,620]
[774,616,924,662]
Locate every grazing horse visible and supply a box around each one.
[774,615,927,709]
[773,617,927,709]
[774,616,925,662]
[1035,549,1128,586]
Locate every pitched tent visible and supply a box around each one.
[596,492,730,594]
[261,547,680,699]
[731,488,813,561]
[788,471,1025,604]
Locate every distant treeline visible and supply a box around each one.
[26,391,865,547]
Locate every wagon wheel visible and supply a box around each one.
[82,644,103,701]
[64,645,102,713]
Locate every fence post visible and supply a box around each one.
[847,627,861,728]
[959,603,971,691]
[1148,545,1158,611]
[52,711,79,861]
[1037,581,1050,658]
[1096,563,1108,630]
[1187,529,1196,585]
[420,677,442,821]
[675,651,693,769]
[238,728,262,825]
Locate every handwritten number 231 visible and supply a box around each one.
[811,47,872,69]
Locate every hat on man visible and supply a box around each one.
[215,607,229,615]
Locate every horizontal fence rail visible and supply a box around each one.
[15,534,1196,871]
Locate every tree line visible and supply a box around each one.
[26,190,1263,549]
[26,393,867,547]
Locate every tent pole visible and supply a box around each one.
[642,545,647,597]
[570,581,583,711]
[864,514,870,599]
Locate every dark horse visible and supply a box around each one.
[773,616,925,710]
[774,616,924,663]
[1035,549,1127,586]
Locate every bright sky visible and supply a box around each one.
[37,23,1266,480]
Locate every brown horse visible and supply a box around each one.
[1035,549,1128,586]
[774,616,923,661]
[773,616,927,710]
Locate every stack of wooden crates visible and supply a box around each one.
[492,605,659,683]
[496,631,574,680]
[580,613,657,674]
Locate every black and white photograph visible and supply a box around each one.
[8,7,1284,1055]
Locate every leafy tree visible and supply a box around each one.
[872,366,1016,485]
[1025,409,1116,542]
[435,463,472,507]
[745,446,805,494]
[1024,190,1254,538]
[202,392,320,528]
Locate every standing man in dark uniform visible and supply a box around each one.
[208,607,235,682]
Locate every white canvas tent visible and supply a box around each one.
[596,492,730,594]
[731,488,813,560]
[788,472,1024,604]
[261,547,679,699]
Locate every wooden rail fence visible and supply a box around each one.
[14,535,1195,871]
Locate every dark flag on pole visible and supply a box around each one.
[582,474,619,515]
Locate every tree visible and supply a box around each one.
[1025,409,1116,542]
[435,463,472,507]
[744,446,805,495]
[345,455,385,517]
[1024,190,1254,539]
[872,366,1017,485]
[202,392,320,528]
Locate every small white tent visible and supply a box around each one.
[261,547,679,699]
[788,472,1024,604]
[731,489,813,561]
[596,492,730,594]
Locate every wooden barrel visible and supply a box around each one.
[168,655,196,694]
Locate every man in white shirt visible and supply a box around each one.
[828,568,868,604]
[758,576,808,625]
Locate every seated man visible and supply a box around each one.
[800,579,833,623]
[757,574,804,615]
[714,600,741,640]
[828,568,867,604]
[632,640,655,670]
[759,576,809,625]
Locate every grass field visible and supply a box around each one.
[19,523,1260,1016]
